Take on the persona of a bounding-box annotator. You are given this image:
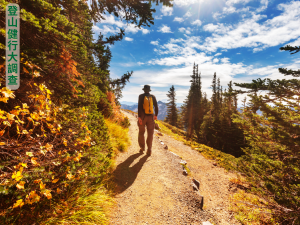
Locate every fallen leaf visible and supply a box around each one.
[31,157,39,166]
[56,188,62,194]
[12,171,23,181]
[16,181,25,189]
[13,199,24,208]
[34,179,41,184]
[40,181,45,190]
[43,189,52,199]
[52,179,59,183]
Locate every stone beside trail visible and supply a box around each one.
[109,111,241,225]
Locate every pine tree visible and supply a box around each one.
[165,85,178,127]
[233,46,300,223]
[182,63,202,139]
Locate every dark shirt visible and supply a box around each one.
[138,92,159,118]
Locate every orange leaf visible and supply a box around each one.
[52,179,59,183]
[31,157,39,166]
[16,181,25,189]
[34,179,42,184]
[43,189,52,199]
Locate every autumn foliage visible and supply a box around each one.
[106,91,130,127]
[0,82,94,221]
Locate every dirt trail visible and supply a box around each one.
[109,111,241,225]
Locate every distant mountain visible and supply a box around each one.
[121,101,183,121]
[120,101,138,106]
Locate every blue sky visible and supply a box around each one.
[91,0,300,105]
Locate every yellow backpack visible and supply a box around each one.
[143,95,154,114]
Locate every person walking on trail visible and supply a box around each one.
[138,85,159,156]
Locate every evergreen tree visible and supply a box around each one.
[182,63,202,139]
[233,46,300,223]
[165,85,178,127]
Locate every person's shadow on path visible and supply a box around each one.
[112,152,150,195]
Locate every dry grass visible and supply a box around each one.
[41,119,131,225]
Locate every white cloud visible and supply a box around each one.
[161,6,173,16]
[124,37,133,41]
[154,15,163,20]
[214,53,222,56]
[184,11,192,17]
[158,25,173,33]
[94,14,151,35]
[201,1,300,52]
[141,29,151,34]
[150,40,159,45]
[178,27,192,35]
[213,0,267,19]
[137,62,145,66]
[191,19,202,26]
[287,37,300,46]
[173,0,203,6]
[174,17,184,22]
[92,25,119,35]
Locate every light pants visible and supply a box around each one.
[138,114,155,152]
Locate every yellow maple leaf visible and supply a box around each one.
[16,181,25,189]
[22,103,29,109]
[6,113,15,120]
[31,157,39,166]
[30,112,39,120]
[19,163,27,168]
[13,199,24,208]
[0,142,5,145]
[12,171,23,181]
[43,189,52,199]
[26,152,34,157]
[57,188,62,194]
[40,181,45,190]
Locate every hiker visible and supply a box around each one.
[138,85,159,156]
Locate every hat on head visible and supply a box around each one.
[142,85,151,91]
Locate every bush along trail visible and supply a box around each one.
[109,110,243,225]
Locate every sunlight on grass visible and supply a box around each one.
[42,119,131,225]
[229,190,278,225]
[156,120,237,171]
[42,184,115,225]
[105,118,131,155]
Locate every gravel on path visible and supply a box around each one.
[109,111,241,225]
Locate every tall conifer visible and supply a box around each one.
[165,85,178,127]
